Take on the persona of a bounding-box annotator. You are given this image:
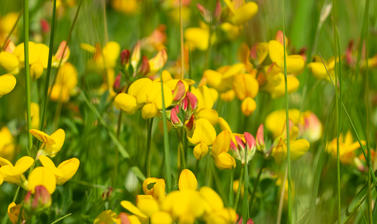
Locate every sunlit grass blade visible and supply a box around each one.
[282,0,292,222]
[40,0,57,131]
[23,0,32,154]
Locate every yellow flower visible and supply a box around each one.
[102,41,120,69]
[161,190,206,224]
[0,51,19,74]
[14,41,49,79]
[114,93,138,114]
[94,210,121,224]
[120,200,147,219]
[191,85,218,110]
[229,2,258,25]
[39,155,79,185]
[142,103,159,119]
[308,56,335,80]
[143,177,166,201]
[193,142,209,160]
[220,90,235,102]
[196,108,219,125]
[178,169,198,191]
[27,166,56,194]
[185,26,210,51]
[149,49,168,74]
[50,62,78,102]
[188,119,216,146]
[266,109,302,137]
[232,73,259,100]
[30,128,65,157]
[241,97,256,116]
[0,156,34,185]
[7,202,25,224]
[0,74,16,97]
[0,127,15,160]
[268,40,305,74]
[215,152,236,169]
[326,131,365,164]
[151,211,173,224]
[271,134,310,161]
[136,195,160,217]
[212,130,232,156]
[111,0,139,14]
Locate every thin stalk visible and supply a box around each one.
[24,0,32,154]
[229,169,234,206]
[40,0,57,131]
[360,0,372,222]
[48,0,82,100]
[355,0,370,78]
[332,4,342,222]
[146,118,154,177]
[277,168,288,224]
[179,0,184,78]
[234,167,244,211]
[242,161,249,223]
[50,213,72,224]
[160,80,172,191]
[282,1,292,222]
[1,12,21,50]
[250,162,265,213]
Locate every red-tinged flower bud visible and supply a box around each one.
[113,73,122,93]
[186,92,197,111]
[173,80,186,101]
[275,30,286,45]
[244,132,256,150]
[101,187,113,200]
[197,4,211,23]
[40,19,50,33]
[170,105,181,125]
[139,56,150,76]
[185,114,194,130]
[346,40,354,66]
[238,217,254,224]
[120,49,130,66]
[214,0,222,22]
[24,185,51,213]
[256,124,265,150]
[119,212,131,224]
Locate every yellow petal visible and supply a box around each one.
[291,139,310,160]
[0,74,16,97]
[47,129,65,157]
[231,2,258,25]
[241,97,256,116]
[193,143,208,160]
[286,55,305,74]
[0,52,19,73]
[136,195,159,217]
[215,152,236,169]
[199,186,224,211]
[56,158,80,185]
[142,103,158,119]
[188,119,216,145]
[120,201,147,219]
[114,93,138,114]
[269,40,284,65]
[212,131,231,156]
[196,108,219,125]
[28,167,56,194]
[178,169,198,191]
[13,156,34,175]
[29,129,55,144]
[150,211,172,224]
[128,78,154,104]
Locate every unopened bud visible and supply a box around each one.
[24,185,51,213]
[139,56,150,76]
[120,49,130,66]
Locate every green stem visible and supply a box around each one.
[242,161,249,223]
[160,79,172,191]
[40,0,57,131]
[146,118,154,177]
[229,169,234,206]
[249,161,265,213]
[282,1,292,222]
[24,0,32,154]
[332,4,342,222]
[234,167,244,211]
